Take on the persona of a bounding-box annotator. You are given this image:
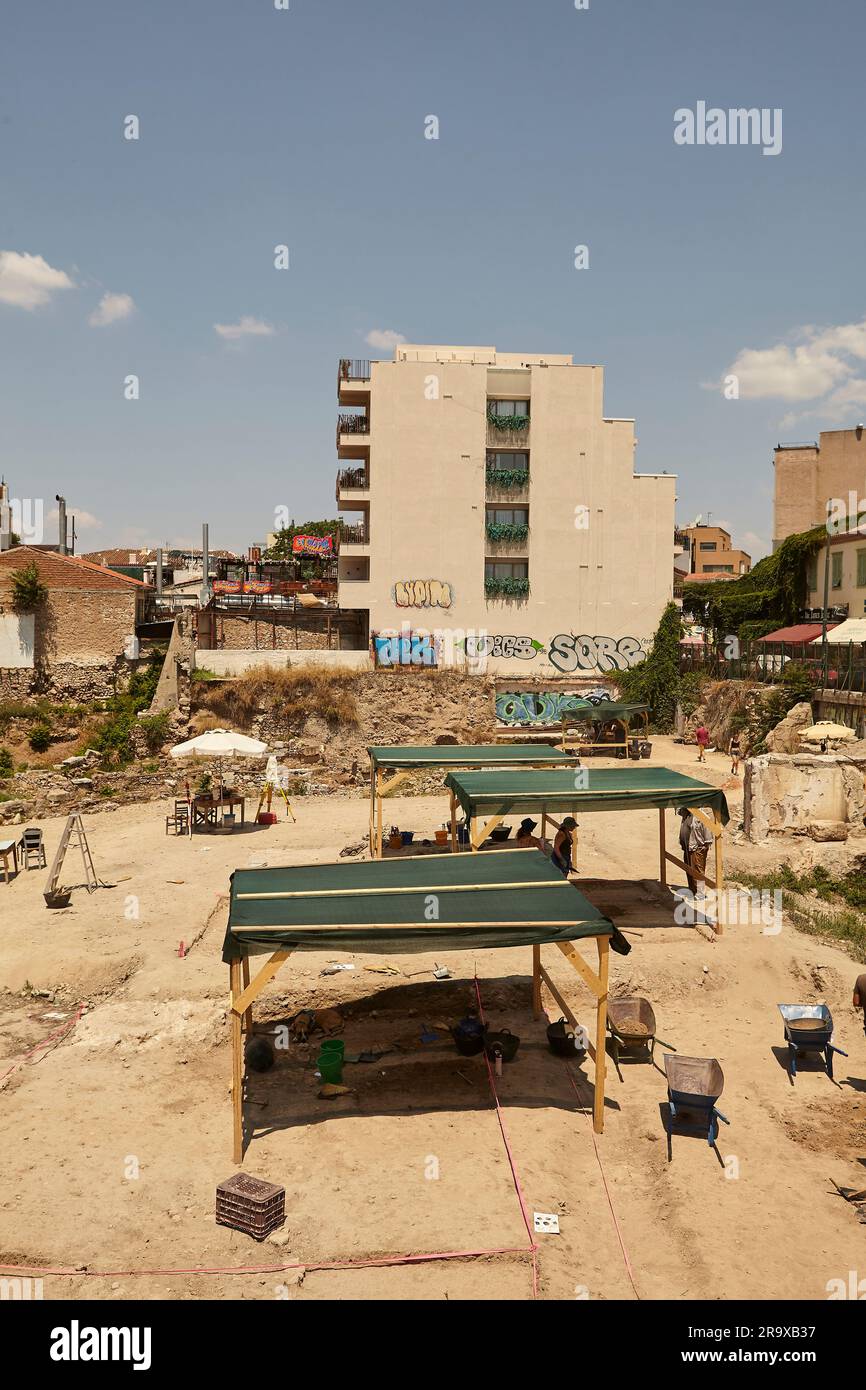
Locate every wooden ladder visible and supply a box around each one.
[44,813,98,901]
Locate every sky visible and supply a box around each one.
[2,0,866,560]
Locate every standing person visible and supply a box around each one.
[677,806,713,896]
[552,816,578,876]
[854,972,866,1037]
[695,722,710,763]
[729,731,742,775]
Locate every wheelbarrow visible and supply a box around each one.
[663,1053,729,1147]
[607,996,675,1065]
[778,1004,847,1080]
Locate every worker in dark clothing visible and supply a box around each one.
[552,816,578,876]
[854,973,866,1036]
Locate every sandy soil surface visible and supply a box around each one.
[1,737,864,1301]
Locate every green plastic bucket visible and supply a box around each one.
[319,1039,345,1058]
[317,1051,344,1084]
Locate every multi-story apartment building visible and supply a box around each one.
[335,344,676,675]
[682,524,751,579]
[774,426,866,548]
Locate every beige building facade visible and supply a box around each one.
[682,524,751,578]
[774,427,866,547]
[335,345,676,676]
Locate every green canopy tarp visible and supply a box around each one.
[562,701,649,724]
[368,744,578,770]
[445,766,730,823]
[223,847,613,960]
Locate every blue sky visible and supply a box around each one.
[2,0,865,559]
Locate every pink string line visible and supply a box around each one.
[0,1245,531,1280]
[473,975,539,1299]
[561,1053,641,1300]
[0,1003,85,1084]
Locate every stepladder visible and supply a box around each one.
[44,813,98,903]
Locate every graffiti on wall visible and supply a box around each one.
[394,580,453,609]
[373,631,437,667]
[495,690,613,724]
[548,634,645,673]
[462,634,544,661]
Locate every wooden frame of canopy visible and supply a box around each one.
[559,707,651,756]
[224,850,614,1161]
[445,768,727,935]
[366,745,579,859]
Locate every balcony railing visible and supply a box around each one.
[337,412,370,433]
[336,466,369,496]
[486,521,529,544]
[338,359,372,383]
[486,464,529,490]
[339,521,369,545]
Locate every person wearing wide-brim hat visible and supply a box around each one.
[515,816,542,849]
[552,815,578,876]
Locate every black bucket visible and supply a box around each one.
[451,1017,485,1056]
[547,1017,578,1057]
[484,1028,520,1063]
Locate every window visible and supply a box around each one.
[488,399,529,418]
[486,507,528,526]
[832,551,843,589]
[485,560,529,581]
[487,451,529,471]
[704,564,733,573]
[857,550,866,588]
[699,541,717,551]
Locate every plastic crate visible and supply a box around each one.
[216,1172,286,1240]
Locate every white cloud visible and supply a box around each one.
[0,250,75,309]
[365,328,406,350]
[715,316,866,406]
[89,291,135,327]
[214,316,275,342]
[45,505,102,533]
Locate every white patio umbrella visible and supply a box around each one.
[800,721,856,744]
[170,729,269,816]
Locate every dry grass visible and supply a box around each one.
[194,664,360,730]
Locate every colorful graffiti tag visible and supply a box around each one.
[548,634,645,673]
[495,690,612,724]
[373,632,437,667]
[292,534,333,555]
[394,580,453,609]
[463,634,544,661]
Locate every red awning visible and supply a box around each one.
[757,623,838,643]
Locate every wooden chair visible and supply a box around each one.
[20,827,46,870]
[165,801,191,836]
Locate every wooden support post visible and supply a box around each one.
[714,808,724,935]
[593,937,610,1135]
[375,769,383,860]
[241,957,251,1034]
[450,791,457,853]
[230,960,244,1164]
[659,807,667,886]
[570,819,579,875]
[532,944,542,1018]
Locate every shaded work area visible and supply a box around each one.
[367,743,579,857]
[223,848,614,1160]
[444,766,729,929]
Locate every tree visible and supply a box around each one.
[10,560,48,612]
[617,602,683,731]
[266,519,340,580]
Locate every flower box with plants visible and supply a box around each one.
[485,576,530,599]
[486,521,529,544]
[485,466,529,490]
[486,408,529,432]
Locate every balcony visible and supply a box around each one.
[338,358,372,406]
[336,465,370,505]
[337,411,371,458]
[486,463,529,492]
[339,520,369,547]
[486,405,530,449]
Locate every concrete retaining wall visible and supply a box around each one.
[194,648,373,677]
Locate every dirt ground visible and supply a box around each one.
[1,736,864,1301]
